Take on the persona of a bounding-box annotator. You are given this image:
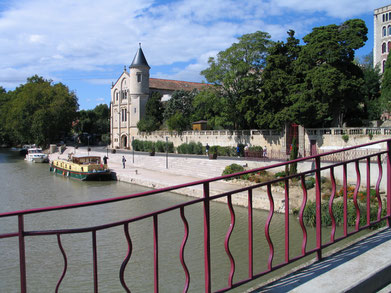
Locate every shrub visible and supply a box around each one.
[248,146,263,152]
[294,200,387,228]
[342,134,349,143]
[222,163,245,180]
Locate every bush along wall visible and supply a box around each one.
[132,139,174,153]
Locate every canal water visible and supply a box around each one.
[0,149,342,292]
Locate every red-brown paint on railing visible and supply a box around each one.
[225,194,235,287]
[179,207,190,293]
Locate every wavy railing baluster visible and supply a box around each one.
[377,154,383,220]
[248,189,253,278]
[299,175,308,255]
[119,223,132,293]
[366,158,371,226]
[153,215,159,293]
[179,207,190,293]
[353,161,361,230]
[343,163,348,236]
[284,179,290,263]
[225,194,236,287]
[92,230,98,293]
[265,184,274,270]
[55,234,67,293]
[329,167,337,242]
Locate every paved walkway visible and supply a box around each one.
[248,227,391,292]
[49,146,287,211]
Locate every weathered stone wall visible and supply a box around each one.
[129,127,391,155]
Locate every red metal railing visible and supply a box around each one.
[1,139,391,292]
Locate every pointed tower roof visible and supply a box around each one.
[130,43,150,69]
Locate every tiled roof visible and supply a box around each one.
[149,78,209,91]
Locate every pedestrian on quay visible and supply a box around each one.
[103,155,108,165]
[122,156,126,169]
[236,144,240,158]
[263,146,267,159]
[205,143,210,156]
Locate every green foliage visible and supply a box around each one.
[380,54,391,112]
[359,52,381,121]
[222,163,246,180]
[201,31,273,130]
[131,139,174,153]
[74,104,109,141]
[163,90,197,131]
[289,137,298,175]
[166,111,189,133]
[177,141,203,155]
[191,88,226,129]
[342,134,349,142]
[2,75,78,146]
[296,200,387,228]
[138,92,164,132]
[137,116,160,133]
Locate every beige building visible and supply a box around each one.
[374,5,391,72]
[110,46,207,149]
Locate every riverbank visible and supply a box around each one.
[48,146,292,212]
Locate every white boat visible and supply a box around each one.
[25,148,48,163]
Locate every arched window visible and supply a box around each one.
[382,42,387,54]
[388,41,391,52]
[383,26,387,37]
[388,25,391,35]
[383,60,386,72]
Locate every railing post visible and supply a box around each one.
[387,141,391,227]
[315,157,322,260]
[18,215,27,293]
[203,182,211,293]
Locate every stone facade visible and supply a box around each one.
[110,46,208,149]
[374,5,391,72]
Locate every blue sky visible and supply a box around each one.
[0,0,389,110]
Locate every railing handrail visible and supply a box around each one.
[1,139,389,219]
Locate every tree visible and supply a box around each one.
[191,88,225,129]
[256,30,301,129]
[3,75,78,146]
[137,92,163,132]
[380,54,391,113]
[291,19,368,127]
[201,31,273,129]
[0,87,11,144]
[359,51,381,121]
[74,104,110,143]
[163,90,197,130]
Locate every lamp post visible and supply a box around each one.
[166,136,168,169]
[132,136,134,163]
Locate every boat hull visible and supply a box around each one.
[49,166,112,181]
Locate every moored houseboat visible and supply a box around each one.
[49,156,111,181]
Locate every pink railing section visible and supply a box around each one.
[1,139,391,292]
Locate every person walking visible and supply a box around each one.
[122,156,126,169]
[103,155,108,165]
[205,143,210,156]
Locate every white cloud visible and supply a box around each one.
[0,0,384,93]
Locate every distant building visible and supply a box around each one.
[110,45,208,149]
[374,5,391,72]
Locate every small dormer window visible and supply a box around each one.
[137,73,142,83]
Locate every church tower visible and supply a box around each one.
[110,45,150,149]
[129,44,150,134]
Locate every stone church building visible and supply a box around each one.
[110,45,207,149]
